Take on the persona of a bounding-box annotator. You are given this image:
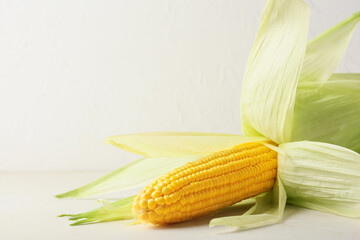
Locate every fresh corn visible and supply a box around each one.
[133,141,278,225]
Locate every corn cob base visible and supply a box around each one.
[133,142,278,225]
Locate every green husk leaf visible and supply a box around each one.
[59,195,136,225]
[241,0,310,144]
[300,11,360,83]
[329,73,360,81]
[278,141,360,217]
[58,134,265,198]
[292,77,360,153]
[105,132,266,158]
[56,156,200,198]
[209,176,286,230]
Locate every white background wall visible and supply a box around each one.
[1,0,359,171]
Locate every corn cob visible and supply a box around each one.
[133,141,277,225]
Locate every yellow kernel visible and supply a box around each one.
[149,181,158,187]
[148,199,156,210]
[189,194,195,204]
[133,202,140,211]
[139,213,147,221]
[180,197,187,205]
[140,199,147,208]
[155,197,165,205]
[184,204,192,212]
[148,212,157,221]
[183,186,190,194]
[172,192,180,201]
[162,187,171,195]
[142,192,151,199]
[170,173,181,181]
[180,178,188,186]
[155,215,164,223]
[174,203,182,210]
[151,191,162,198]
[164,214,171,222]
[163,206,170,215]
[172,211,179,219]
[154,183,165,191]
[164,195,173,205]
[154,206,163,214]
[168,183,176,192]
[169,204,177,212]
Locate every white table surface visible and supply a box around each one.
[1,171,359,240]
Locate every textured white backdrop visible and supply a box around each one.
[1,0,359,171]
